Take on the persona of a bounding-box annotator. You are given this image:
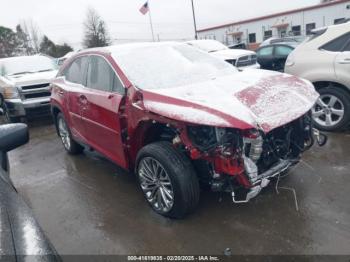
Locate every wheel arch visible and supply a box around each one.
[313,81,350,96]
[129,120,178,170]
[51,104,63,136]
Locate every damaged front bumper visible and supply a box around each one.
[231,127,327,204]
[232,158,299,203]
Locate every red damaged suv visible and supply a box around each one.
[50,42,326,218]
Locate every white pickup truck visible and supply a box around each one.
[0,55,58,122]
[187,39,260,69]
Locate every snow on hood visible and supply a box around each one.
[4,70,58,86]
[211,49,256,60]
[141,70,319,133]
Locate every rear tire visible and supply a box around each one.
[312,86,350,131]
[56,113,83,155]
[136,142,200,219]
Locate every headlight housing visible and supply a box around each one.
[3,86,20,99]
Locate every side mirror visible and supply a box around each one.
[0,124,29,152]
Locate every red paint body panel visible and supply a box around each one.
[51,49,317,189]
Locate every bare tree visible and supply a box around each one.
[83,8,111,48]
[20,19,41,54]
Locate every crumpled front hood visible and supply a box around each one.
[211,49,256,60]
[5,70,58,86]
[141,70,319,133]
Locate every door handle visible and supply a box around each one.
[338,58,350,64]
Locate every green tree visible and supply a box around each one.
[40,35,56,56]
[39,35,73,58]
[54,43,73,58]
[83,8,111,48]
[0,26,19,58]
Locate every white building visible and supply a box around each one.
[197,0,350,49]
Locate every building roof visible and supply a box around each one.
[197,0,350,33]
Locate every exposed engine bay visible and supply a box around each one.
[174,112,327,203]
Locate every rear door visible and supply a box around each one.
[273,45,294,71]
[81,55,127,168]
[334,33,350,88]
[63,56,89,141]
[256,46,274,70]
[321,32,350,86]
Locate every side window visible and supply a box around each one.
[257,46,273,56]
[344,41,350,51]
[112,72,125,94]
[87,56,124,94]
[275,46,293,56]
[65,57,88,85]
[321,32,350,52]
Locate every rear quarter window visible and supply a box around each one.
[321,32,350,52]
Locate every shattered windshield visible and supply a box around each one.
[112,43,237,90]
[0,56,57,76]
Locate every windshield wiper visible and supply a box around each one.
[37,69,55,73]
[8,71,35,76]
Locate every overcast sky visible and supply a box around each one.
[1,0,320,49]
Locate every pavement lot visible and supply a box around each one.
[7,117,350,255]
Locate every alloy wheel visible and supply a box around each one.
[138,157,174,213]
[312,94,345,128]
[58,117,71,150]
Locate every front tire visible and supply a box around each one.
[136,142,200,219]
[312,86,350,131]
[56,113,83,155]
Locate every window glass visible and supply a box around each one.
[344,41,350,51]
[264,30,272,40]
[65,57,88,85]
[334,18,345,25]
[275,46,293,56]
[257,46,273,56]
[112,72,125,94]
[249,33,256,43]
[306,23,316,35]
[87,56,124,93]
[322,32,350,52]
[292,25,301,36]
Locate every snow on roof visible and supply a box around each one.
[109,42,238,90]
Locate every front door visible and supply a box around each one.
[81,55,127,168]
[64,56,89,141]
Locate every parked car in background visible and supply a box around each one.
[285,22,350,131]
[51,42,325,218]
[260,36,306,47]
[187,40,260,69]
[57,51,76,67]
[256,44,296,71]
[0,122,60,260]
[0,55,58,122]
[228,43,247,50]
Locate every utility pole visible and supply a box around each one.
[191,0,198,39]
[148,0,156,41]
